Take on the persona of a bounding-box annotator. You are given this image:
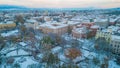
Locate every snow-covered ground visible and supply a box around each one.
[109,60,120,68]
[1,30,18,37]
[1,32,120,68]
[16,57,38,68]
[6,49,29,56]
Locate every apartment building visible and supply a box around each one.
[110,35,120,54]
[95,30,112,42]
[39,23,68,35]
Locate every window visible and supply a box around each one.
[118,45,120,48]
[115,45,116,47]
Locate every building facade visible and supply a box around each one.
[110,35,120,54]
[39,23,68,35]
[95,29,120,54]
[89,25,100,36]
[95,30,112,42]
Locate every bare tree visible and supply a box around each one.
[65,48,82,60]
[0,36,6,51]
[40,36,55,51]
[14,15,25,25]
[94,37,110,53]
[48,33,67,46]
[42,52,60,68]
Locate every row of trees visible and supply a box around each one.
[94,37,113,57]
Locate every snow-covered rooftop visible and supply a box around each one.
[109,18,117,22]
[71,18,81,21]
[102,29,112,33]
[51,46,62,54]
[81,22,94,25]
[108,26,120,32]
[94,18,108,22]
[40,23,68,29]
[17,57,38,68]
[112,35,120,41]
[67,21,80,25]
[90,25,100,29]
[19,42,27,46]
[26,19,37,23]
[73,27,86,34]
[0,21,14,24]
[7,49,29,56]
[1,30,18,37]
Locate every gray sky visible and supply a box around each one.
[0,0,120,8]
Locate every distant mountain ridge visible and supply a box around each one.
[0,5,28,10]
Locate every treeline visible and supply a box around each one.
[104,11,120,15]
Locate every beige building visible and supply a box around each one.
[95,30,112,42]
[39,21,80,36]
[39,23,68,35]
[95,29,120,54]
[0,21,16,29]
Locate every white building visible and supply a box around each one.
[25,19,39,29]
[110,35,120,54]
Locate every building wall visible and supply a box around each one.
[0,23,16,29]
[40,25,68,35]
[110,40,120,54]
[72,30,86,38]
[95,31,120,54]
[89,27,99,37]
[95,31,112,42]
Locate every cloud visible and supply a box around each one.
[0,0,120,8]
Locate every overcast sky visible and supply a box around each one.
[0,0,120,8]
